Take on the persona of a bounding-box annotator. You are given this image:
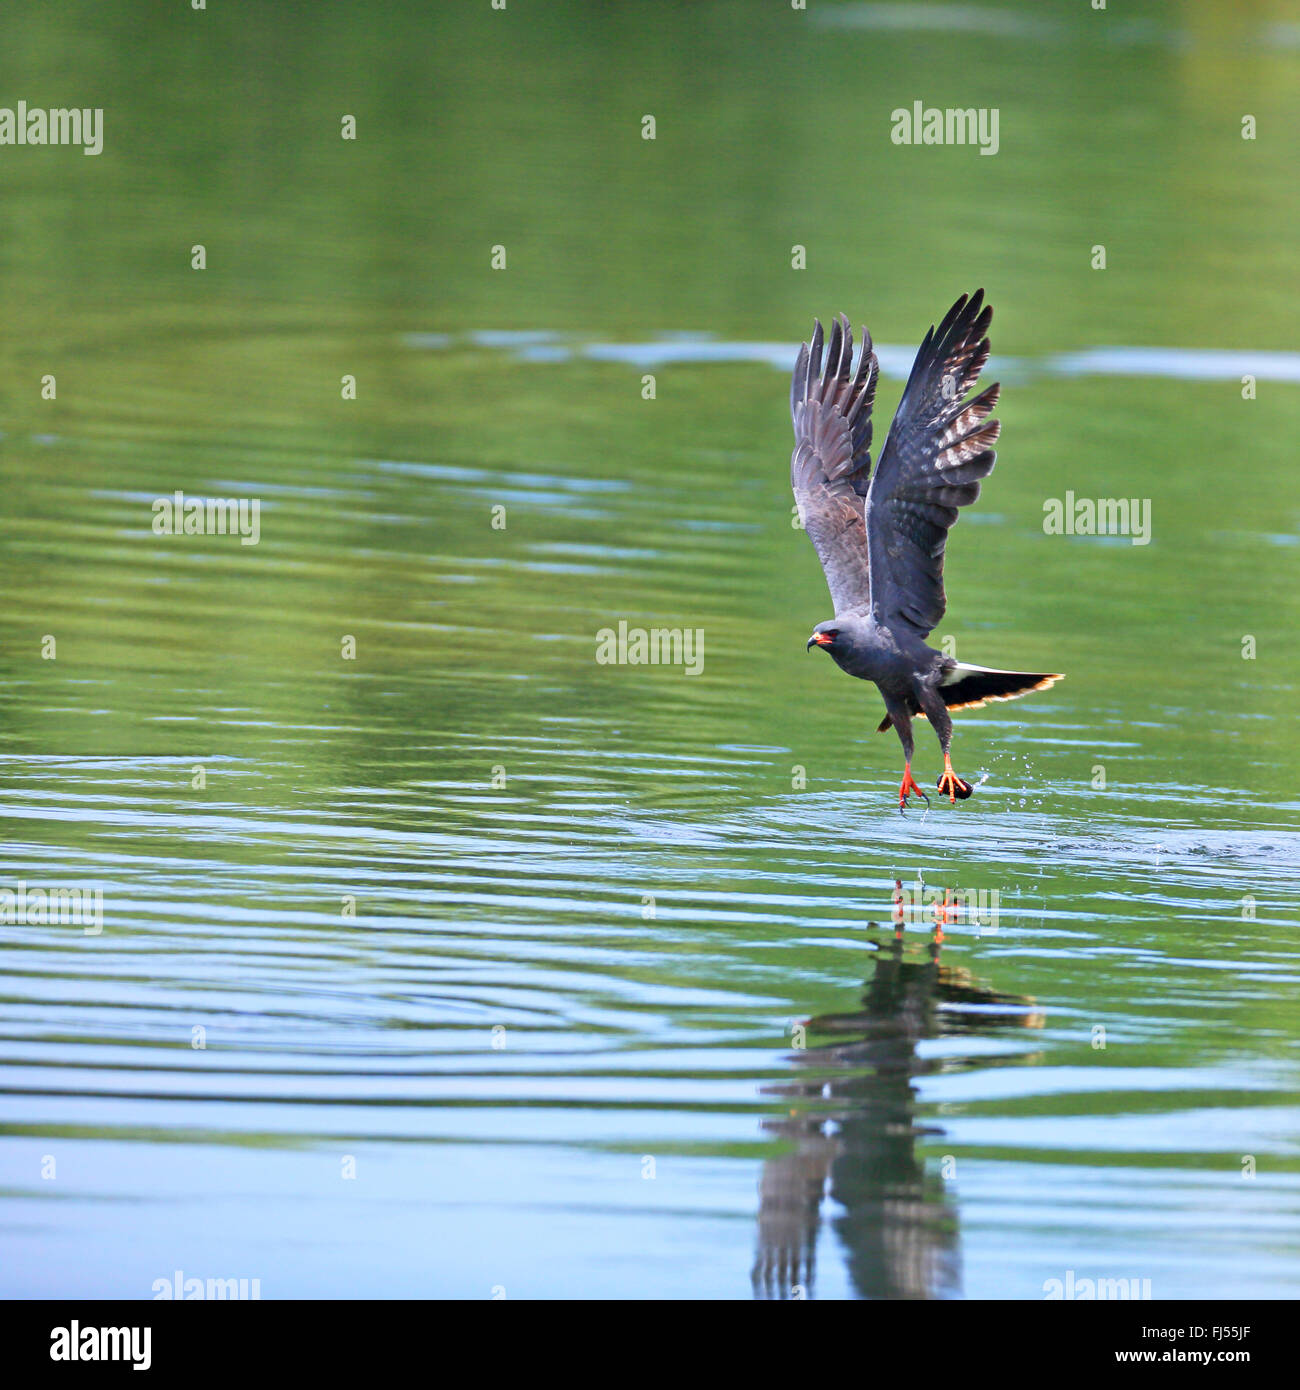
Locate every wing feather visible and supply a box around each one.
[789,314,879,615]
[865,290,1000,637]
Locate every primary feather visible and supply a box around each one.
[864,290,1000,637]
[789,314,879,616]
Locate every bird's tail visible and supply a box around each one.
[876,665,1063,732]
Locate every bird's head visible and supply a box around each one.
[806,622,840,653]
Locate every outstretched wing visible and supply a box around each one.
[789,314,880,615]
[865,290,1000,638]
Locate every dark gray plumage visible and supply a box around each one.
[791,291,1062,810]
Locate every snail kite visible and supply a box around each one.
[791,290,1062,811]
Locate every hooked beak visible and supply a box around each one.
[807,632,833,650]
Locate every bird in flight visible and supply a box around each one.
[791,290,1062,812]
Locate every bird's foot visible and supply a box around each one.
[937,756,973,804]
[898,764,930,814]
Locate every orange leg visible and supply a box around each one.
[936,753,973,804]
[934,888,957,942]
[898,762,930,814]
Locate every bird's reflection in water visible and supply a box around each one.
[752,920,1043,1300]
